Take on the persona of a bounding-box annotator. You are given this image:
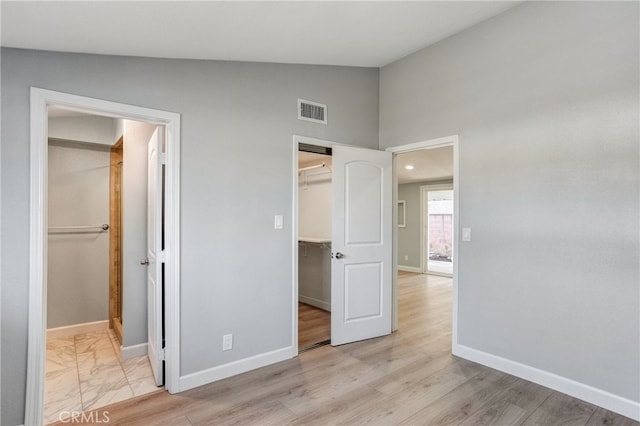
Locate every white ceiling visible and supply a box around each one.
[1,1,520,67]
[396,146,453,184]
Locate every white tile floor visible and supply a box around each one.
[44,329,161,425]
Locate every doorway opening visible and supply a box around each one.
[388,136,459,341]
[292,135,393,355]
[44,111,161,424]
[27,88,181,426]
[297,143,332,351]
[422,185,454,276]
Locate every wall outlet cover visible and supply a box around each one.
[222,334,233,351]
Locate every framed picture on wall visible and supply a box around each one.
[398,200,406,228]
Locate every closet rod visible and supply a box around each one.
[299,162,328,172]
[48,224,109,231]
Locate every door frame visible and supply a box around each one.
[291,135,348,356]
[26,88,181,425]
[420,183,454,277]
[386,135,459,342]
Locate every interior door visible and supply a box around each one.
[147,127,164,386]
[331,146,393,345]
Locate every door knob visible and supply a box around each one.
[140,258,149,266]
[335,252,345,259]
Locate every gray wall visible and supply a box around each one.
[47,142,110,328]
[398,180,453,269]
[49,116,118,146]
[0,48,378,424]
[381,1,639,403]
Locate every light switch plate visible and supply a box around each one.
[222,334,233,351]
[462,227,471,242]
[274,215,283,230]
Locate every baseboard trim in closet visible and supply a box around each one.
[121,342,148,360]
[298,295,331,312]
[47,320,109,339]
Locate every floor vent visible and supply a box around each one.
[298,99,327,124]
[299,339,331,353]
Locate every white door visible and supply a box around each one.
[147,127,164,386]
[331,146,393,345]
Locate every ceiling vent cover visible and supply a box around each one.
[298,99,327,124]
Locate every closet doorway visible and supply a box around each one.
[297,144,332,351]
[44,110,160,424]
[26,88,181,426]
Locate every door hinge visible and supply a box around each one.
[158,250,167,263]
[158,348,166,361]
[161,153,167,165]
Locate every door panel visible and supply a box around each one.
[344,262,383,321]
[332,146,392,346]
[147,127,164,386]
[346,162,382,245]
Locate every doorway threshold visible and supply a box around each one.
[299,339,331,353]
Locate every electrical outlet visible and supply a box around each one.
[222,334,233,351]
[404,255,409,261]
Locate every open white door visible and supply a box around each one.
[331,146,393,345]
[147,127,164,386]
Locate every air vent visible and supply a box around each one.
[298,99,327,124]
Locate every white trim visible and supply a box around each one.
[420,183,454,275]
[453,344,640,422]
[46,320,109,340]
[397,200,406,227]
[291,138,300,358]
[298,295,331,312]
[120,342,149,360]
[386,135,459,337]
[386,135,456,153]
[178,346,293,392]
[26,88,181,426]
[397,265,422,273]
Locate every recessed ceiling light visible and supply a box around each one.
[405,165,414,170]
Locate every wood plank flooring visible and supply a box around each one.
[298,302,330,349]
[68,272,638,426]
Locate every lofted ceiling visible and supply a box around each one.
[1,1,520,68]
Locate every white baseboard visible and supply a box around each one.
[299,295,331,312]
[178,346,293,392]
[46,320,109,339]
[398,265,422,273]
[120,342,148,360]
[453,343,640,421]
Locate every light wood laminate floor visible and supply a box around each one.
[64,273,638,426]
[298,302,330,349]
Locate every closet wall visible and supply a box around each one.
[47,140,111,328]
[298,157,332,311]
